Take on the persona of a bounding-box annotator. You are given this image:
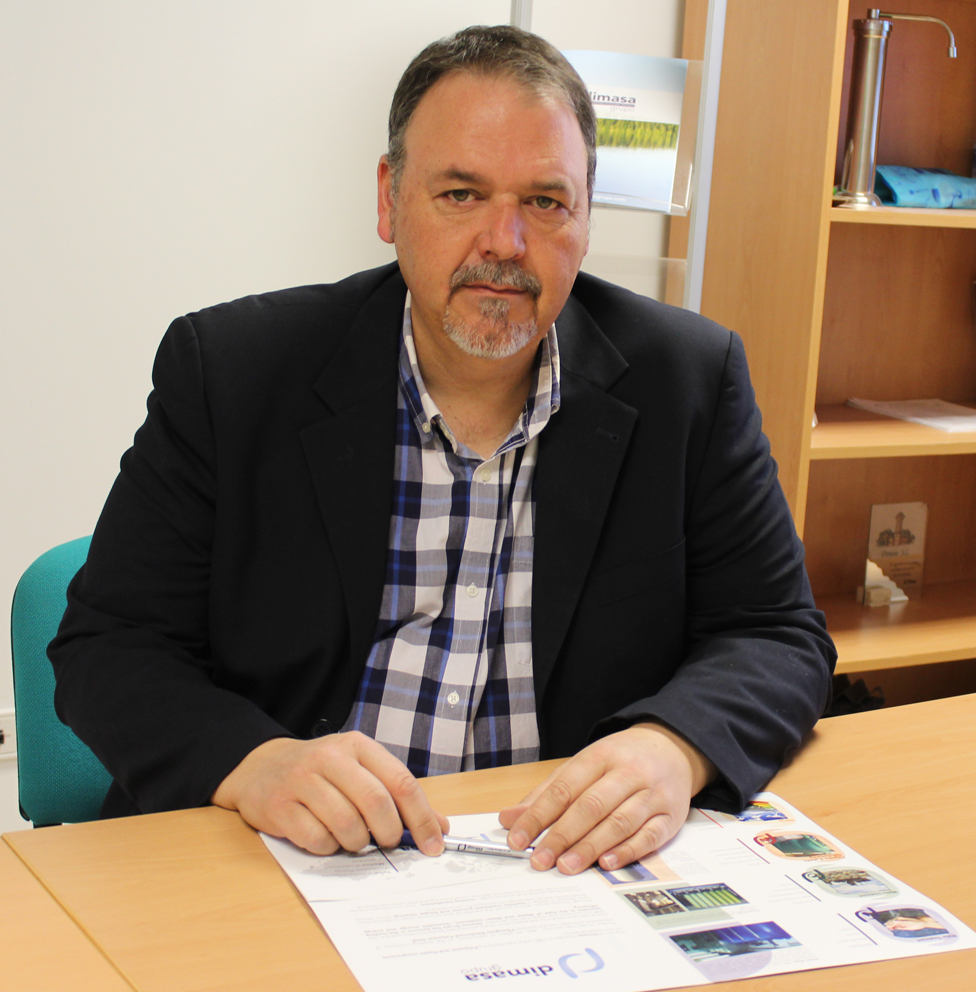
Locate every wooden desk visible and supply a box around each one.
[4,694,976,992]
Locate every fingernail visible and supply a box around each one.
[423,835,444,856]
[531,847,555,870]
[601,854,618,870]
[557,852,581,874]
[509,830,529,851]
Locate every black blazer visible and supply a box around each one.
[50,263,835,818]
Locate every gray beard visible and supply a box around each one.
[443,295,538,360]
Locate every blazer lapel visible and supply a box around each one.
[300,269,407,673]
[532,296,637,703]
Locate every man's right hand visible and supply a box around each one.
[211,732,449,856]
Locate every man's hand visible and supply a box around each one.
[498,723,716,875]
[211,732,449,856]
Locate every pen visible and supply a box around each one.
[399,829,534,859]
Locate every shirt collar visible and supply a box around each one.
[398,293,561,459]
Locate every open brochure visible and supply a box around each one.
[262,793,975,991]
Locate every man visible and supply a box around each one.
[50,26,835,876]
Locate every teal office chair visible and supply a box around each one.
[10,536,112,825]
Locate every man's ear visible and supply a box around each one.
[377,155,395,244]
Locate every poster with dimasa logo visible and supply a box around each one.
[563,50,687,213]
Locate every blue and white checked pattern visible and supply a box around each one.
[342,303,560,776]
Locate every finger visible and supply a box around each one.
[552,792,672,875]
[498,767,564,829]
[512,764,641,867]
[299,735,405,848]
[345,733,446,855]
[259,798,342,856]
[527,774,642,871]
[498,799,532,831]
[297,775,375,853]
[596,808,684,873]
[504,757,605,852]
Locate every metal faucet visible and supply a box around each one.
[836,9,957,207]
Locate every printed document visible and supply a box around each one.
[263,793,976,990]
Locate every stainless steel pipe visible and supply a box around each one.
[838,15,891,206]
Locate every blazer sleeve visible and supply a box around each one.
[596,332,835,811]
[49,316,294,815]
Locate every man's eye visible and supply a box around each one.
[533,195,561,210]
[447,189,473,203]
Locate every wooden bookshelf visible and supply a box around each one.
[701,0,976,688]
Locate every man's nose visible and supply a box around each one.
[477,199,526,260]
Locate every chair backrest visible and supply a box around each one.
[11,536,112,825]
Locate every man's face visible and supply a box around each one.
[377,71,590,362]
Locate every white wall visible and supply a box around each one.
[0,0,682,831]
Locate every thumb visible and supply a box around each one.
[497,776,554,829]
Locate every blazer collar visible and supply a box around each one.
[553,291,630,392]
[312,265,407,413]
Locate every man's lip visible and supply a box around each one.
[459,283,527,294]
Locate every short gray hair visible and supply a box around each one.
[387,25,596,201]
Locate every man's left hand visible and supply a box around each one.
[498,723,716,875]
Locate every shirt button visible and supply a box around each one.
[447,691,460,706]
[466,583,478,597]
[421,422,432,434]
[477,467,492,483]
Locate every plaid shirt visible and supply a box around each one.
[341,303,561,776]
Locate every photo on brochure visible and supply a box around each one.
[733,800,793,824]
[754,830,844,861]
[855,906,957,942]
[802,867,899,899]
[668,921,805,981]
[623,882,747,930]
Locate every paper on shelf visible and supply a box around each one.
[262,797,976,992]
[847,397,976,432]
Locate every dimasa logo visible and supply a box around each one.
[461,948,605,981]
[558,948,605,978]
[462,964,553,980]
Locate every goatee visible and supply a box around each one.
[443,260,542,360]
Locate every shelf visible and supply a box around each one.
[829,205,976,229]
[810,404,976,459]
[819,578,976,674]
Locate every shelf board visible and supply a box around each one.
[819,579,976,674]
[829,205,976,229]
[810,404,976,459]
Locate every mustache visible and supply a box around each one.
[449,260,542,298]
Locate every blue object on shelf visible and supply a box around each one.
[875,165,976,209]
